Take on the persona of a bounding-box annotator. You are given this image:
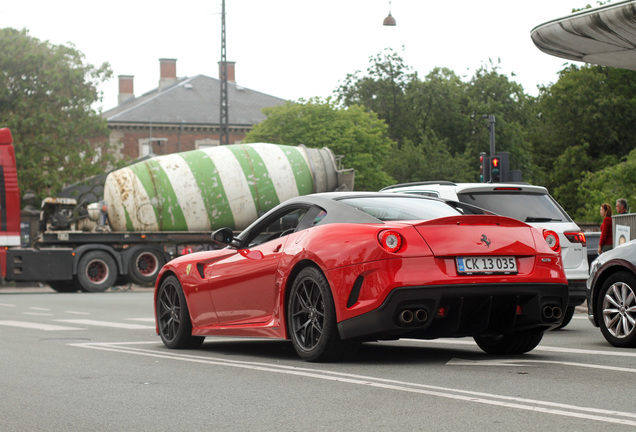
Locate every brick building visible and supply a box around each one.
[102,58,287,160]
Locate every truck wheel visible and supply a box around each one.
[128,248,165,285]
[47,280,80,293]
[77,251,117,292]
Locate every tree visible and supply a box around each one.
[0,28,113,200]
[244,98,396,191]
[531,64,636,216]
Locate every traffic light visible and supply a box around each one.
[479,152,486,182]
[490,156,501,182]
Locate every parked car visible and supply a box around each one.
[585,231,601,264]
[154,192,568,362]
[380,181,588,328]
[587,240,636,347]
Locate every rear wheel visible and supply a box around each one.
[597,271,636,347]
[76,251,117,292]
[474,332,543,355]
[287,267,357,362]
[128,248,165,285]
[555,305,575,329]
[157,275,204,349]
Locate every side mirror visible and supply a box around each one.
[211,227,235,245]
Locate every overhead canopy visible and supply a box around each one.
[531,0,636,70]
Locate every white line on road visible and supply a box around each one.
[73,341,636,427]
[0,320,83,331]
[447,357,636,373]
[64,311,91,315]
[56,319,154,330]
[125,318,155,323]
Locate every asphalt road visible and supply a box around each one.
[1,287,634,431]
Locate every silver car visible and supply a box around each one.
[587,240,636,347]
[381,181,589,327]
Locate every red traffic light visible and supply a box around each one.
[491,157,500,167]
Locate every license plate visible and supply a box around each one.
[456,256,517,274]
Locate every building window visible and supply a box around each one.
[139,139,152,157]
[196,138,220,150]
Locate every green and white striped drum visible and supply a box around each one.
[104,143,346,231]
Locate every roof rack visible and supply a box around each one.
[379,181,457,191]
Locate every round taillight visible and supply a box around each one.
[378,230,403,253]
[543,229,561,252]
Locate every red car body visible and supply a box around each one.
[155,193,568,361]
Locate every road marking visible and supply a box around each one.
[0,320,83,331]
[56,319,154,330]
[0,303,16,307]
[64,311,91,315]
[405,338,636,358]
[23,312,53,316]
[29,307,50,311]
[73,341,636,427]
[126,318,155,323]
[447,358,636,373]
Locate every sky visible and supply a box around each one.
[2,1,591,112]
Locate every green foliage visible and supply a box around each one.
[533,64,636,216]
[576,148,636,222]
[0,28,113,200]
[244,98,396,191]
[337,51,536,187]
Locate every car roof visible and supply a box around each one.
[380,181,549,194]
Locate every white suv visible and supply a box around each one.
[381,181,588,327]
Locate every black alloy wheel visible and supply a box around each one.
[474,332,544,355]
[287,266,357,362]
[156,275,204,349]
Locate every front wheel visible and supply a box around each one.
[287,267,357,362]
[156,275,204,349]
[597,271,636,347]
[47,280,80,293]
[474,332,543,355]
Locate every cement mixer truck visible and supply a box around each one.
[0,128,354,292]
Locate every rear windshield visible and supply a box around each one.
[341,196,461,221]
[457,192,572,223]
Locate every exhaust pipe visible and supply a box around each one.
[415,309,428,323]
[399,310,414,324]
[542,305,563,320]
[542,306,553,319]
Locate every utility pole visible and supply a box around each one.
[219,0,229,145]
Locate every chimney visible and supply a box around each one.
[218,61,236,83]
[159,58,177,89]
[118,75,134,105]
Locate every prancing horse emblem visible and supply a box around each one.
[480,234,491,248]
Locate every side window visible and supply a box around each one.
[247,207,310,247]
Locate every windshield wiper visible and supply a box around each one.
[525,216,562,222]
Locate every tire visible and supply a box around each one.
[287,266,357,362]
[47,280,80,293]
[128,248,165,285]
[596,271,636,347]
[156,275,205,349]
[555,305,575,330]
[76,251,117,292]
[474,332,544,355]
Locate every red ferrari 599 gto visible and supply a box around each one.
[154,192,568,361]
